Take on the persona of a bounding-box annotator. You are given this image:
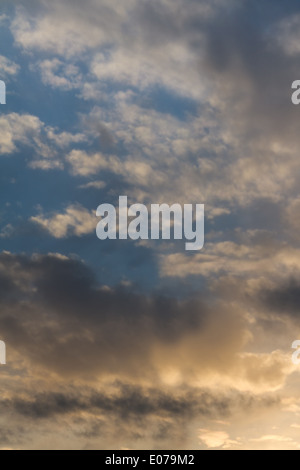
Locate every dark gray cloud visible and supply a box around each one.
[0,252,215,377]
[260,278,300,317]
[132,0,300,147]
[1,383,279,421]
[196,1,300,147]
[0,381,280,449]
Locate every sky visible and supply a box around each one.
[1,0,300,450]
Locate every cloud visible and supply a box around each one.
[251,434,292,443]
[0,251,294,395]
[275,13,300,56]
[0,55,20,77]
[11,1,137,57]
[66,147,157,188]
[0,251,213,379]
[30,205,96,238]
[1,385,278,422]
[66,150,120,177]
[198,429,232,449]
[36,59,82,90]
[0,113,46,155]
[159,238,300,280]
[0,113,86,169]
[0,377,280,449]
[8,0,300,214]
[79,180,106,190]
[260,279,300,318]
[10,1,210,98]
[29,159,64,171]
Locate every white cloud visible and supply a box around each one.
[66,149,156,187]
[46,129,86,147]
[0,113,86,171]
[79,181,106,190]
[10,1,209,99]
[36,59,82,90]
[198,430,231,449]
[67,150,120,177]
[0,113,45,155]
[251,435,293,443]
[11,2,137,57]
[159,240,300,279]
[0,55,20,76]
[9,0,300,215]
[31,205,96,238]
[90,45,206,100]
[29,159,64,171]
